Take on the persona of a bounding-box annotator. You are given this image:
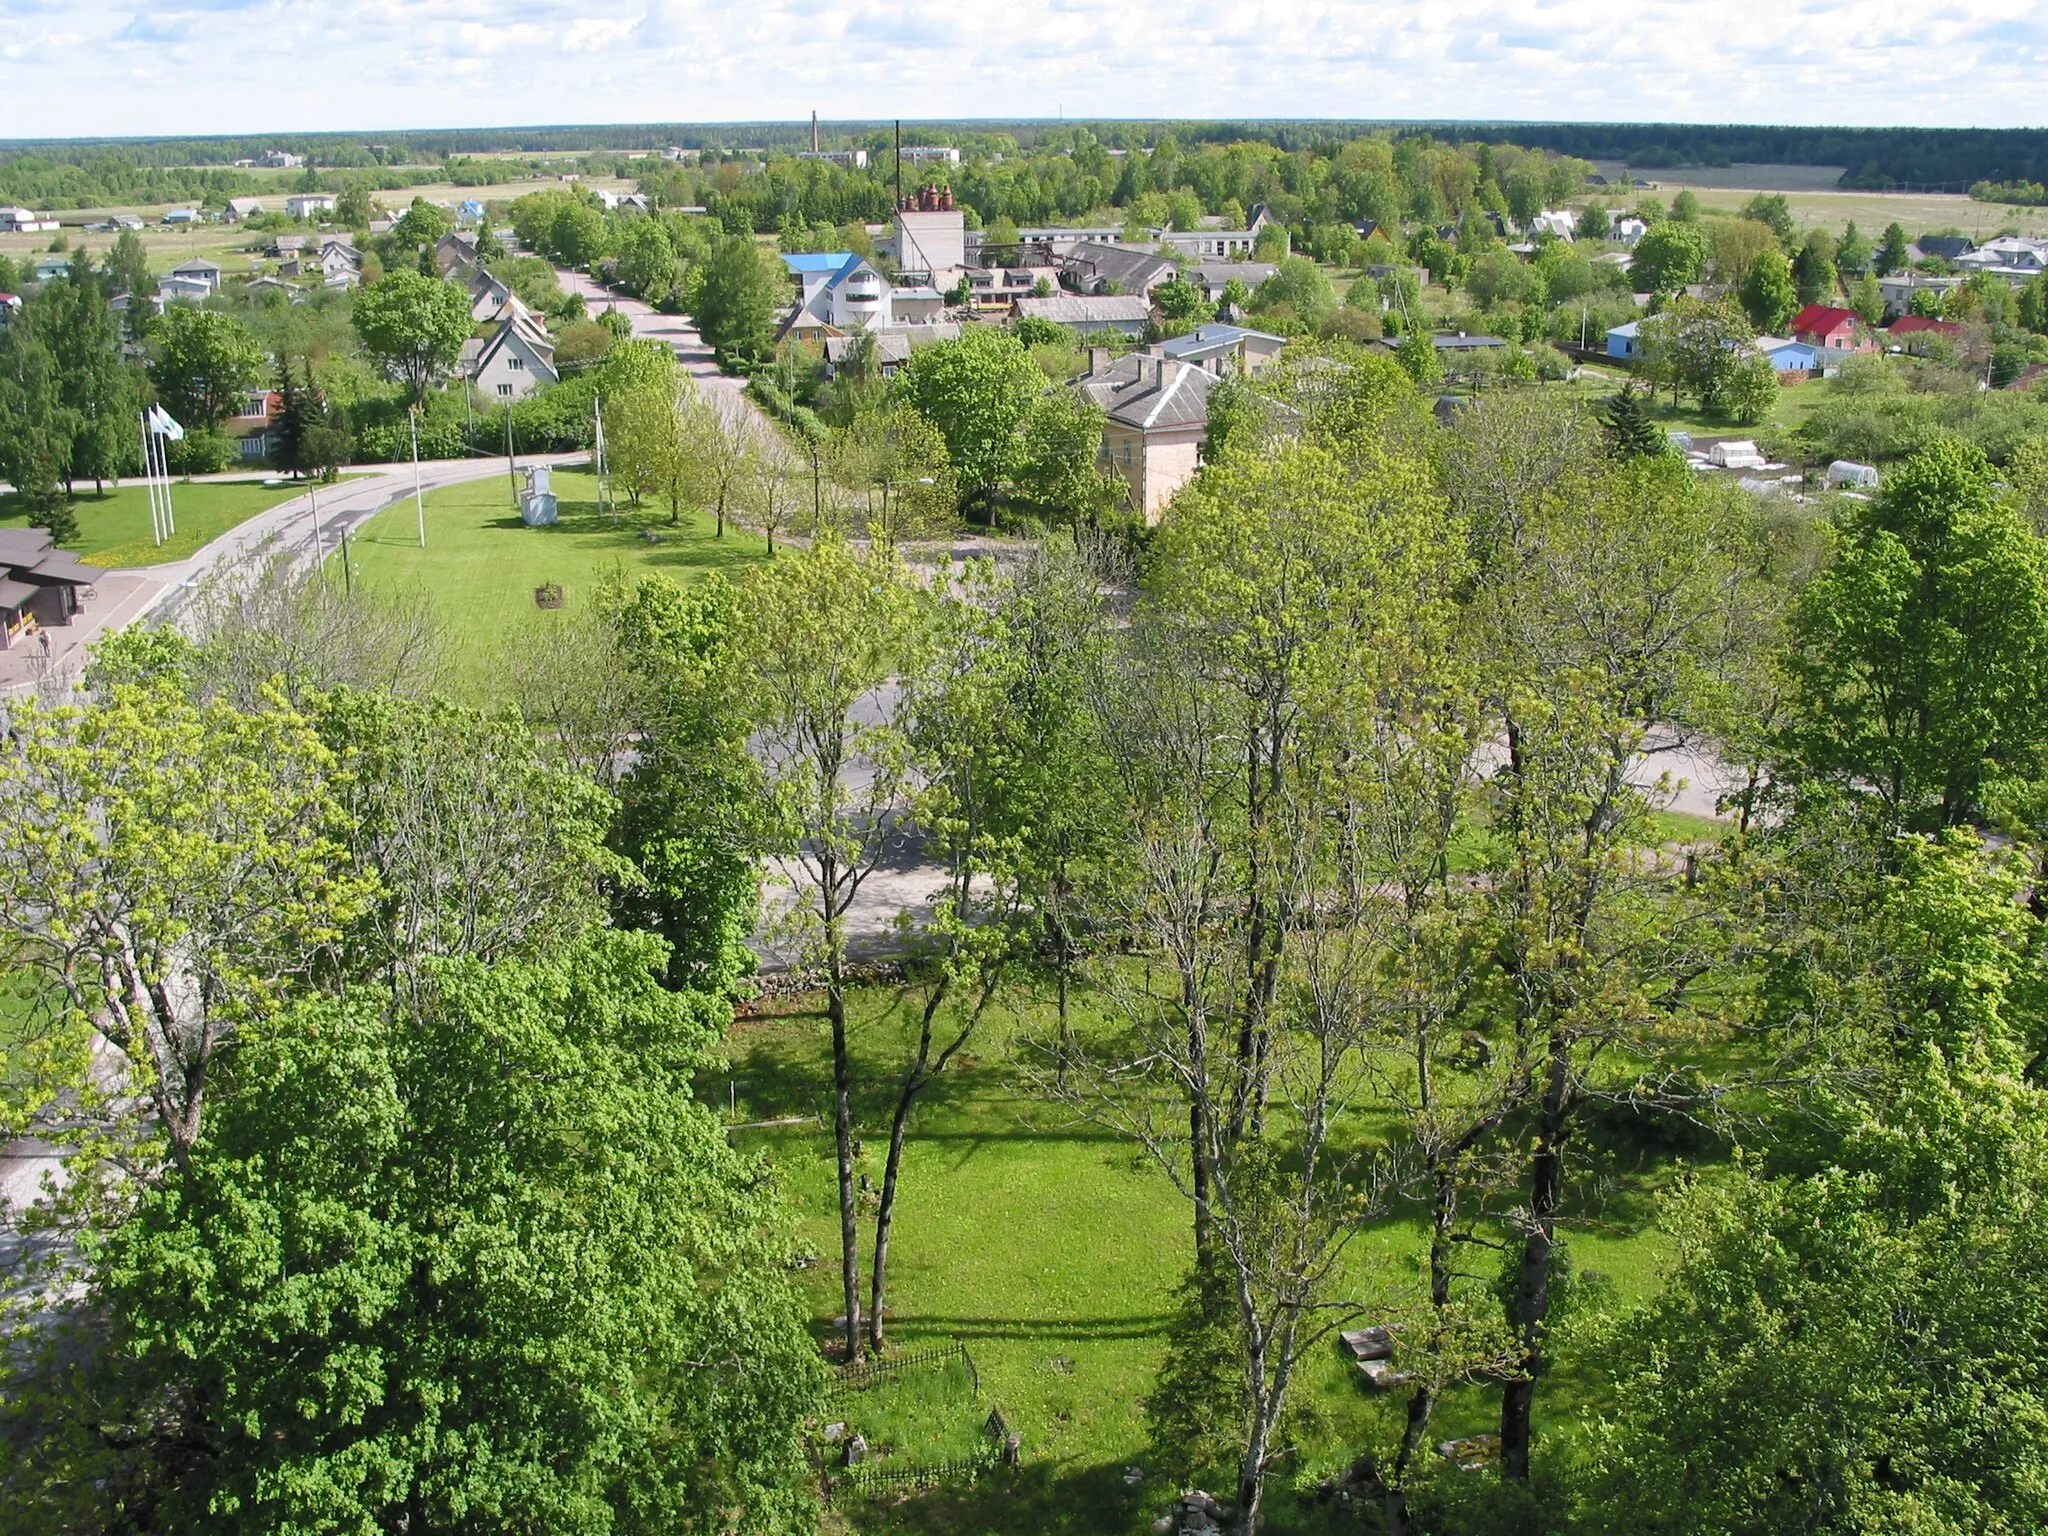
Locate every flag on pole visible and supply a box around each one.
[147,404,185,441]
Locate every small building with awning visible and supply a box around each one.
[0,527,103,649]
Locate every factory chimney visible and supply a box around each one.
[811,111,819,152]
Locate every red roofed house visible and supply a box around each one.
[1885,314,1965,354]
[1789,304,1876,353]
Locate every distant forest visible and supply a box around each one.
[4,120,2047,206]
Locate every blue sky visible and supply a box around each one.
[2,0,2045,137]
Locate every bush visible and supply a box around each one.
[165,431,239,476]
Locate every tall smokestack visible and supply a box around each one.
[811,111,818,152]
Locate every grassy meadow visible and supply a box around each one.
[729,956,1715,1535]
[0,477,312,568]
[336,464,770,698]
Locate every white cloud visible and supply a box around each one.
[0,0,2042,135]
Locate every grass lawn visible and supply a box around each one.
[1567,364,1829,446]
[0,478,314,568]
[338,464,770,700]
[727,952,1715,1535]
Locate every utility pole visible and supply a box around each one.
[409,407,426,548]
[307,481,321,573]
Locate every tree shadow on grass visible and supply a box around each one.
[833,1456,1153,1536]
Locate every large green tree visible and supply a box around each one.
[891,325,1045,515]
[33,268,135,493]
[1739,248,1801,334]
[1628,220,1711,294]
[0,321,74,527]
[147,305,266,432]
[8,930,822,1536]
[351,270,473,405]
[1784,439,2048,828]
[685,235,783,371]
[1588,834,2048,1536]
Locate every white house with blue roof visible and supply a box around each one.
[781,251,946,339]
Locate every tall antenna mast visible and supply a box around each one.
[895,119,902,211]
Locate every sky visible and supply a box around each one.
[2,0,2046,138]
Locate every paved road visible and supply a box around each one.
[0,452,588,698]
[552,266,774,441]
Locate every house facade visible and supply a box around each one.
[464,302,559,399]
[1078,353,1220,523]
[1,206,60,234]
[1789,304,1877,352]
[285,194,337,221]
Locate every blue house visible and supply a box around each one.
[1762,341,1821,372]
[1605,320,1641,359]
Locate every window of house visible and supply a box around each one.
[497,383,513,396]
[508,355,524,370]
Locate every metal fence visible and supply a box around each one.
[829,1443,1004,1502]
[828,1340,978,1396]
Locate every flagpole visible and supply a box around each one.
[158,424,176,536]
[409,407,426,548]
[141,413,161,546]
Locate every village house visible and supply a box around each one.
[964,266,1046,312]
[284,194,337,221]
[1184,260,1279,304]
[1014,294,1153,337]
[1955,236,2048,282]
[1884,314,1968,354]
[1156,322,1287,375]
[1,206,60,234]
[1908,235,1975,265]
[820,325,961,378]
[1078,350,1220,522]
[1149,204,1278,259]
[168,258,223,295]
[226,389,282,459]
[224,197,267,221]
[160,207,203,226]
[462,299,559,400]
[780,251,944,338]
[1788,303,1878,352]
[1060,241,1180,299]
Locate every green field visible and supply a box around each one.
[338,465,770,697]
[731,968,1701,1535]
[0,478,311,568]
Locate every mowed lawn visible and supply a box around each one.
[726,975,1695,1535]
[338,465,770,699]
[0,478,312,568]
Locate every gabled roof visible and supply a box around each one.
[1791,304,1861,334]
[171,258,222,275]
[1887,315,1963,336]
[1062,241,1179,294]
[1159,323,1286,363]
[1078,356,1218,432]
[823,255,879,292]
[783,251,858,275]
[1911,235,1975,261]
[1016,295,1151,326]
